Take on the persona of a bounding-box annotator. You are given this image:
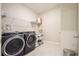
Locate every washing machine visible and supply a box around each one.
[23,31,36,55]
[1,32,25,56]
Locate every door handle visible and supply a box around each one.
[74,34,79,38]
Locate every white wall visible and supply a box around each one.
[61,4,78,52]
[2,3,38,33]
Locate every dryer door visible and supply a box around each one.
[26,34,36,48]
[2,35,25,56]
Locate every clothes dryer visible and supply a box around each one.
[1,33,25,56]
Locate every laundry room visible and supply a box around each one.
[0,3,79,56]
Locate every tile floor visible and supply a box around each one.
[26,40,63,56]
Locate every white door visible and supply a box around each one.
[39,7,63,55]
[42,8,61,43]
[61,4,78,55]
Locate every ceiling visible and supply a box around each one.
[24,3,62,14]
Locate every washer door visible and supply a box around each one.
[26,34,36,48]
[2,35,25,56]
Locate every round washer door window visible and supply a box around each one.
[2,35,25,56]
[26,34,36,48]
